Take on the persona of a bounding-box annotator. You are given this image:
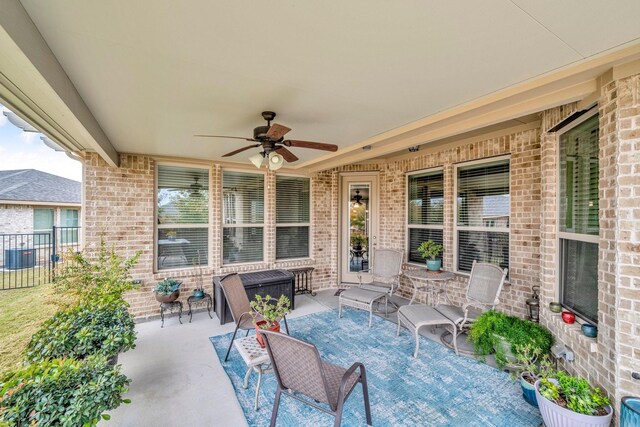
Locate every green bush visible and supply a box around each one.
[468,310,554,368]
[538,371,610,416]
[0,357,130,426]
[24,305,136,363]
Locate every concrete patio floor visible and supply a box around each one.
[105,289,477,426]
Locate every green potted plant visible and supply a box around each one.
[417,240,444,271]
[153,278,182,303]
[250,294,291,348]
[468,310,554,369]
[510,345,557,408]
[535,371,612,426]
[350,232,367,251]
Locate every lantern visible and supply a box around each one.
[526,285,540,323]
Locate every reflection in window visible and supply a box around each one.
[407,170,444,264]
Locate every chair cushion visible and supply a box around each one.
[321,361,360,409]
[398,304,452,329]
[340,287,386,304]
[435,304,482,325]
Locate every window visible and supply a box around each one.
[60,209,79,244]
[276,176,310,260]
[33,208,54,245]
[157,165,209,270]
[407,170,444,264]
[455,158,510,273]
[223,171,264,264]
[559,113,599,323]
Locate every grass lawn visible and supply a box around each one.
[0,284,57,375]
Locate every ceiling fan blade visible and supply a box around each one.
[283,140,338,152]
[222,144,262,157]
[195,134,257,142]
[265,123,291,140]
[275,146,299,162]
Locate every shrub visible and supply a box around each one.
[0,357,130,426]
[538,371,610,416]
[52,239,140,309]
[24,305,136,363]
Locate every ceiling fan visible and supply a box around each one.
[195,111,338,170]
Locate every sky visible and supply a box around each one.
[0,105,82,182]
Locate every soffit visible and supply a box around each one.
[17,1,640,168]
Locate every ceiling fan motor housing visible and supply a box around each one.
[253,125,271,140]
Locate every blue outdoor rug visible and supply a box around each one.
[210,309,541,427]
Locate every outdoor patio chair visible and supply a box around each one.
[261,330,372,427]
[434,260,508,348]
[357,248,403,298]
[218,273,289,362]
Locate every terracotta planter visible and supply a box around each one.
[255,320,280,348]
[155,290,180,304]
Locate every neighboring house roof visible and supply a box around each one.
[0,169,81,204]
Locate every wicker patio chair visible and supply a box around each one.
[357,248,403,297]
[261,330,372,427]
[219,273,289,362]
[434,260,508,346]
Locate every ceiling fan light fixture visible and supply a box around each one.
[249,152,265,168]
[268,152,284,170]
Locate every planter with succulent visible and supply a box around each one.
[250,294,291,348]
[417,240,444,271]
[510,345,557,408]
[153,278,182,303]
[535,371,612,426]
[468,310,554,369]
[191,255,205,299]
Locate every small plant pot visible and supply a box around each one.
[561,311,576,324]
[193,289,204,299]
[549,302,562,313]
[519,372,538,408]
[255,320,280,348]
[534,379,613,427]
[581,323,597,338]
[426,259,442,271]
[155,290,180,304]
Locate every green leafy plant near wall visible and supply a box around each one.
[538,371,610,416]
[468,310,554,368]
[0,357,130,426]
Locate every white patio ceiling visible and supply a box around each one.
[9,1,640,169]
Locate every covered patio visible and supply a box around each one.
[1,1,640,425]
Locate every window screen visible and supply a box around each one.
[276,176,310,260]
[407,170,444,263]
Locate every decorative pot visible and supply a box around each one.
[534,379,613,427]
[193,289,204,299]
[255,320,280,348]
[561,311,576,324]
[519,372,538,408]
[621,396,640,427]
[582,323,597,338]
[549,302,562,313]
[426,259,442,271]
[155,290,180,304]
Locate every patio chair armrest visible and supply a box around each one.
[238,311,254,324]
[337,362,365,402]
[460,301,493,327]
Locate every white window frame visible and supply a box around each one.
[221,168,266,266]
[275,173,312,261]
[154,161,212,272]
[453,155,511,275]
[405,167,444,267]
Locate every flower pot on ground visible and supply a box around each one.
[154,278,182,303]
[510,345,557,408]
[535,372,612,427]
[417,240,443,271]
[250,294,291,348]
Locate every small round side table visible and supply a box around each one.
[187,292,213,323]
[403,268,455,305]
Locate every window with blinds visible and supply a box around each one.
[559,113,599,323]
[456,159,510,273]
[157,165,209,270]
[33,208,54,245]
[407,170,444,263]
[276,176,310,260]
[60,209,79,244]
[222,171,264,264]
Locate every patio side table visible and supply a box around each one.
[403,269,454,305]
[159,300,183,328]
[234,336,273,411]
[187,292,213,323]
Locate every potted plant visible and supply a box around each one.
[153,278,181,303]
[350,232,367,251]
[417,240,443,271]
[468,310,554,369]
[166,231,177,241]
[250,294,291,348]
[192,255,205,299]
[535,371,613,427]
[511,345,556,408]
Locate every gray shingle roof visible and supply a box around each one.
[0,169,81,204]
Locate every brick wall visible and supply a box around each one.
[0,205,32,234]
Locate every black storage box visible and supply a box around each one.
[213,269,295,325]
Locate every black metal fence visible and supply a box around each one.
[0,226,81,290]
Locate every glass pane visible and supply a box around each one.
[408,171,443,225]
[559,114,599,235]
[61,209,79,227]
[457,161,510,227]
[33,209,54,245]
[157,165,209,224]
[457,230,509,273]
[223,227,264,264]
[560,239,598,323]
[276,226,309,259]
[158,228,208,270]
[408,228,443,264]
[223,171,264,224]
[276,176,310,223]
[349,184,370,273]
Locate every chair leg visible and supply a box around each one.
[360,367,372,426]
[334,397,345,427]
[396,318,401,336]
[413,329,420,358]
[368,305,373,328]
[269,386,282,427]
[245,329,250,337]
[283,315,289,334]
[224,325,239,362]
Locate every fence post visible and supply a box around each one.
[51,225,57,270]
